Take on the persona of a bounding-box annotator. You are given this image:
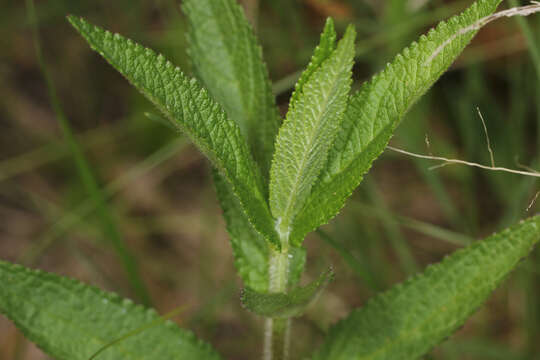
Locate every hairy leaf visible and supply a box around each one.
[184,0,307,289]
[289,18,337,109]
[213,170,269,292]
[68,16,280,248]
[290,0,503,244]
[269,25,356,244]
[312,215,540,360]
[288,246,307,288]
[241,268,333,318]
[0,261,221,360]
[184,0,308,289]
[214,170,307,292]
[183,0,280,181]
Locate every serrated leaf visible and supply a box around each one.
[269,25,356,243]
[312,215,540,360]
[184,0,308,290]
[68,16,280,248]
[289,0,503,245]
[0,261,221,360]
[183,0,280,181]
[241,268,333,318]
[289,18,337,109]
[214,170,307,292]
[213,170,269,292]
[144,111,175,130]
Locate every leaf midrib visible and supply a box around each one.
[277,61,347,239]
[2,272,157,360]
[361,258,510,360]
[323,232,529,360]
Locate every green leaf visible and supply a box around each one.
[184,0,308,290]
[214,170,307,292]
[312,215,540,360]
[289,0,503,245]
[289,18,337,109]
[68,16,280,248]
[213,170,269,292]
[241,268,334,318]
[288,246,307,288]
[183,0,280,181]
[0,261,221,360]
[269,25,356,244]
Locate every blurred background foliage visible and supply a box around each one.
[1,0,539,359]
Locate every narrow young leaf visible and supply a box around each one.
[0,261,221,360]
[241,268,333,318]
[68,16,280,248]
[269,25,356,242]
[184,0,308,289]
[289,18,337,109]
[312,215,540,360]
[289,0,503,245]
[183,0,280,181]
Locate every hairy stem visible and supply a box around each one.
[263,249,291,360]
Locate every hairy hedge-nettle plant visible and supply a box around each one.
[2,1,540,359]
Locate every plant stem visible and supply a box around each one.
[263,248,291,360]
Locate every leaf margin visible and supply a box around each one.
[311,214,540,360]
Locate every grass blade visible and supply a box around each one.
[26,0,151,305]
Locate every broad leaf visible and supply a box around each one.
[183,0,280,181]
[241,268,333,318]
[312,215,540,360]
[0,261,221,360]
[68,16,280,248]
[289,0,503,245]
[269,25,356,244]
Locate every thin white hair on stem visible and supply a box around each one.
[476,107,495,167]
[386,146,540,177]
[425,2,540,65]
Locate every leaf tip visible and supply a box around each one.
[323,17,335,31]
